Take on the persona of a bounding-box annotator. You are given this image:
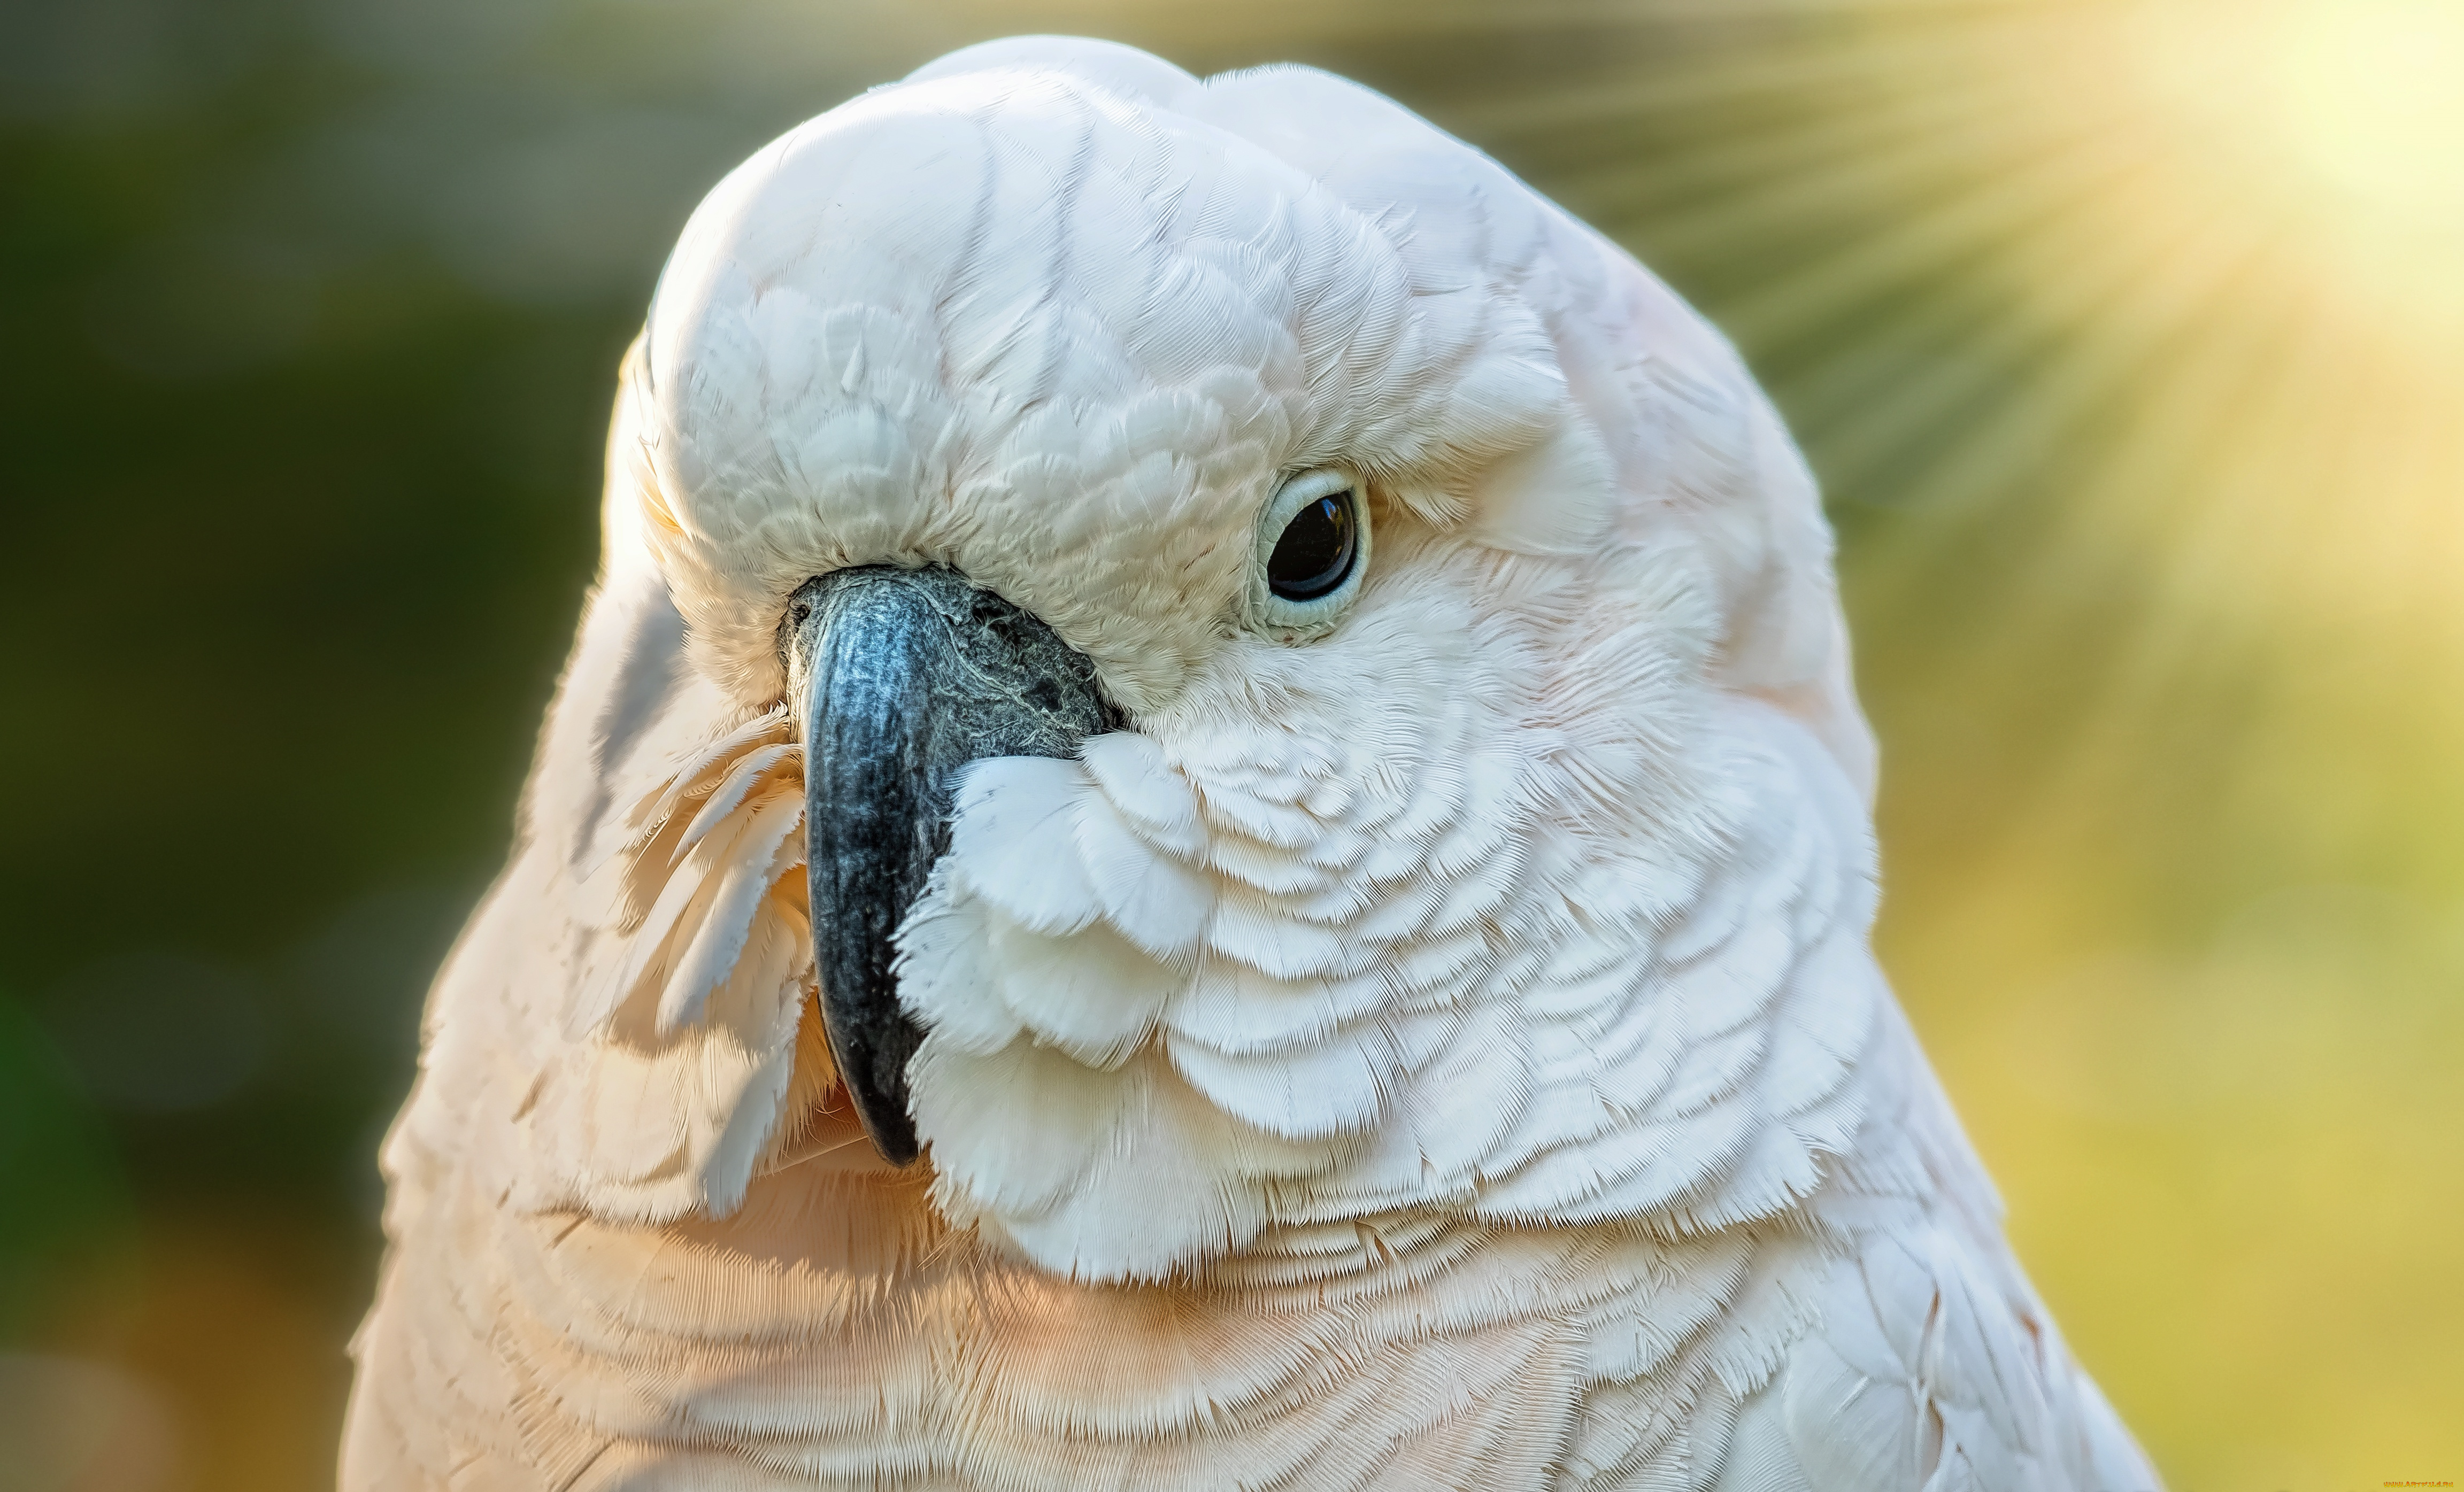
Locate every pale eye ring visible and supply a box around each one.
[1248,467,1370,639]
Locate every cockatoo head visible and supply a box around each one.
[527,37,1875,1283]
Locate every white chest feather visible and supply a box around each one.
[349,1125,1832,1490]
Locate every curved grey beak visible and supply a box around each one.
[781,566,1113,1165]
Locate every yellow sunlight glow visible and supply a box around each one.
[2125,0,2464,335]
[2270,0,2464,234]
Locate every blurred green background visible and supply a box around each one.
[3,1,2458,1487]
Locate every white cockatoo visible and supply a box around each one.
[343,36,2158,1492]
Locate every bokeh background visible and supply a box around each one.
[3,0,2459,1486]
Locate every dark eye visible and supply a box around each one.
[1265,489,1358,601]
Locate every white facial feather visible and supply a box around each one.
[515,35,1878,1271]
[396,37,1867,1195]
[351,36,2156,1492]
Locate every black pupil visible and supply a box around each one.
[1266,491,1357,601]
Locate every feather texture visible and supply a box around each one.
[345,35,2154,1492]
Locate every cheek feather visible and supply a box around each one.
[980,916,1179,1072]
[882,537,1885,1281]
[1077,730,1206,855]
[1068,793,1215,961]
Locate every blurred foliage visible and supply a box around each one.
[2,1,2458,1488]
[0,998,133,1340]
